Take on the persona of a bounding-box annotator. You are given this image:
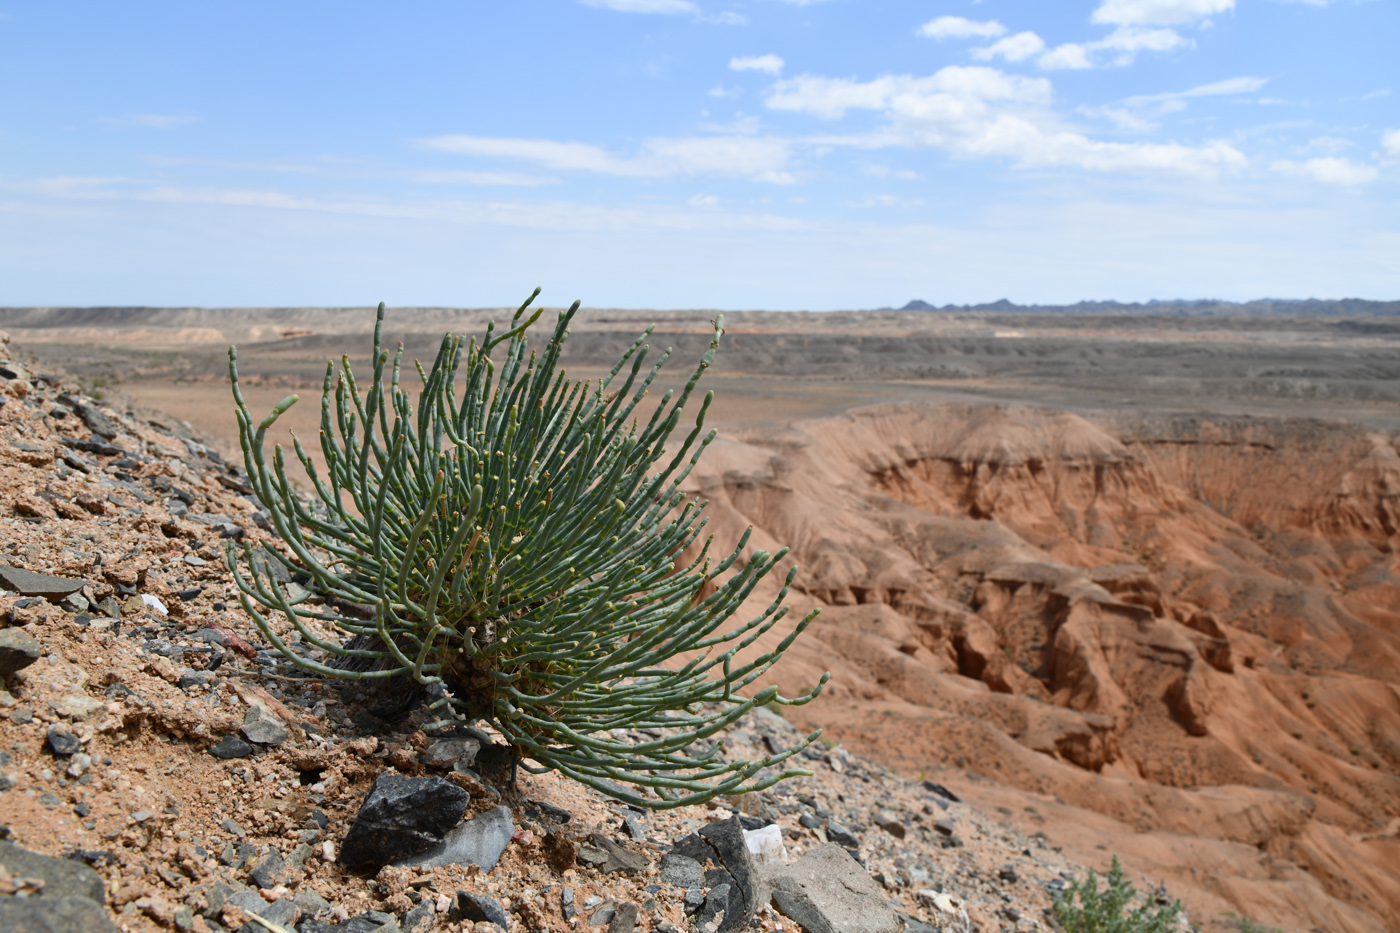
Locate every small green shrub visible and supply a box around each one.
[1053,856,1183,933]
[226,291,827,808]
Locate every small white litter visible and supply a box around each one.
[743,823,789,865]
[141,593,169,616]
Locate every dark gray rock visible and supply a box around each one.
[920,780,960,803]
[240,705,291,746]
[0,839,107,903]
[227,885,299,928]
[607,902,639,933]
[696,883,732,933]
[932,818,956,837]
[340,774,471,869]
[659,853,705,888]
[0,565,87,600]
[697,816,762,928]
[450,891,508,928]
[798,813,822,830]
[401,898,436,933]
[248,848,291,888]
[873,812,906,839]
[421,736,479,770]
[824,820,861,849]
[899,914,941,933]
[73,402,119,439]
[0,896,119,933]
[585,833,650,874]
[0,628,43,676]
[45,724,80,756]
[766,844,900,933]
[392,805,513,872]
[209,735,254,759]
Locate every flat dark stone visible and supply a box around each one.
[587,833,650,874]
[921,780,961,803]
[0,839,106,903]
[451,891,509,928]
[0,565,86,599]
[338,773,470,869]
[73,402,119,439]
[208,735,254,759]
[248,849,291,888]
[0,628,43,676]
[59,437,121,457]
[46,724,80,756]
[0,896,119,933]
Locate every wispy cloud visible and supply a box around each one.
[1124,75,1269,105]
[916,16,1006,40]
[768,67,1247,177]
[416,134,794,182]
[1040,26,1191,70]
[1091,0,1233,26]
[1273,156,1379,186]
[971,32,1046,63]
[1382,129,1400,160]
[579,0,698,13]
[730,54,785,74]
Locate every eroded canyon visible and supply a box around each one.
[6,303,1399,932]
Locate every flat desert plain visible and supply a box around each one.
[6,303,1400,933]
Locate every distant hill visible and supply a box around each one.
[887,298,1400,316]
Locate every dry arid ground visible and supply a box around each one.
[4,302,1400,933]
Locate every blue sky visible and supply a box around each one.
[1,1,1396,309]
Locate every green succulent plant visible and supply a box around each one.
[226,290,827,808]
[1053,856,1184,933]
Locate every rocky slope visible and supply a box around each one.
[0,333,1181,933]
[681,403,1400,932]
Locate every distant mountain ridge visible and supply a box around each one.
[889,297,1400,316]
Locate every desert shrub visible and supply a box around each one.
[1053,856,1183,933]
[226,291,827,807]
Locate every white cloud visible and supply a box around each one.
[579,0,698,12]
[1124,75,1268,105]
[1273,157,1378,186]
[917,16,1007,40]
[862,164,922,180]
[417,134,793,182]
[1361,88,1391,100]
[1382,129,1400,160]
[1040,26,1189,69]
[848,194,924,208]
[731,54,785,74]
[768,68,1052,120]
[406,171,559,187]
[971,31,1046,63]
[1039,44,1093,70]
[688,194,718,207]
[767,67,1246,177]
[1091,0,1233,26]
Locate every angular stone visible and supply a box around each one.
[421,736,480,770]
[586,833,650,874]
[921,780,960,803]
[873,812,906,840]
[248,848,291,888]
[0,839,106,903]
[697,883,732,933]
[401,898,436,933]
[824,820,861,849]
[0,896,120,933]
[208,735,254,759]
[46,724,81,756]
[73,402,120,439]
[697,816,763,927]
[660,853,705,888]
[340,774,471,869]
[932,818,956,837]
[766,844,900,933]
[52,694,105,720]
[608,903,639,933]
[0,565,87,600]
[392,804,513,872]
[240,706,290,746]
[450,891,508,927]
